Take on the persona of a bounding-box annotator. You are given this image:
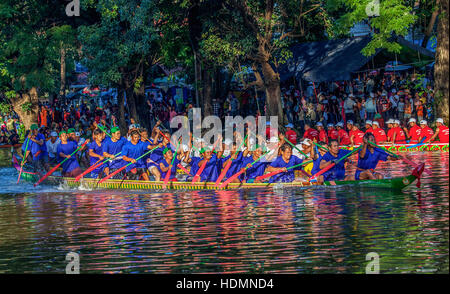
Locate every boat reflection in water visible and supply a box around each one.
[0,152,448,273]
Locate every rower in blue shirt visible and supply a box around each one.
[88,129,105,178]
[121,130,155,181]
[319,139,352,183]
[265,143,304,183]
[157,147,183,181]
[350,133,398,180]
[102,126,127,177]
[241,145,270,183]
[310,141,328,176]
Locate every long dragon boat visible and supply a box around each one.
[340,142,448,152]
[12,155,424,191]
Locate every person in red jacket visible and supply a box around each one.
[364,120,373,135]
[303,123,319,142]
[336,122,351,146]
[407,118,422,143]
[371,121,387,144]
[327,123,339,140]
[284,123,298,145]
[392,120,407,144]
[317,122,328,143]
[429,118,449,143]
[419,120,434,142]
[349,123,365,146]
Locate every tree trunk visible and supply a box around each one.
[434,0,449,124]
[11,87,40,129]
[135,73,149,130]
[421,0,440,48]
[125,84,138,123]
[117,87,127,134]
[202,68,213,117]
[260,60,284,124]
[59,46,66,97]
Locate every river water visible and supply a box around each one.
[0,152,448,274]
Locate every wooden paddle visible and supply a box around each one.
[97,146,159,184]
[17,138,30,184]
[74,152,122,182]
[368,140,432,175]
[215,134,248,186]
[309,145,362,181]
[163,141,180,189]
[34,140,89,186]
[255,159,313,182]
[192,136,221,183]
[219,150,270,189]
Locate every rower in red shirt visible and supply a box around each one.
[392,120,407,144]
[316,122,328,143]
[371,121,387,144]
[386,119,395,143]
[349,123,365,146]
[336,122,351,145]
[429,118,449,143]
[303,123,319,142]
[419,120,435,143]
[407,118,422,143]
[284,123,298,145]
[327,123,339,140]
[364,120,373,135]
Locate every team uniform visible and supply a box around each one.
[267,155,303,183]
[437,125,449,143]
[337,129,351,145]
[241,156,269,183]
[354,148,389,180]
[409,125,422,143]
[158,156,181,181]
[88,141,104,177]
[320,149,351,181]
[103,136,127,174]
[420,126,434,142]
[57,141,81,177]
[372,128,387,143]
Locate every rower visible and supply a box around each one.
[56,130,84,177]
[407,118,421,143]
[348,133,398,180]
[336,122,351,146]
[22,124,48,173]
[386,119,395,143]
[87,129,105,178]
[67,128,76,141]
[349,123,365,147]
[121,130,154,181]
[102,126,127,177]
[147,130,170,180]
[303,123,319,143]
[318,139,352,184]
[427,118,449,143]
[364,120,373,135]
[371,121,387,144]
[157,147,183,182]
[310,141,328,181]
[327,124,339,141]
[187,146,220,182]
[264,143,304,183]
[46,131,60,165]
[219,141,245,183]
[317,122,328,143]
[392,120,407,144]
[293,138,314,160]
[241,145,270,183]
[418,120,434,143]
[284,123,298,145]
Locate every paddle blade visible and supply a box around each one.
[219,168,245,189]
[215,160,232,186]
[75,159,103,182]
[255,169,282,182]
[98,165,127,184]
[34,163,61,186]
[309,163,335,181]
[162,165,172,189]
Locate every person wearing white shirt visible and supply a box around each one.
[344,94,356,123]
[46,131,60,164]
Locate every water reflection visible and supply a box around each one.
[0,152,448,273]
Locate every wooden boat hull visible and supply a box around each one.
[13,156,421,191]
